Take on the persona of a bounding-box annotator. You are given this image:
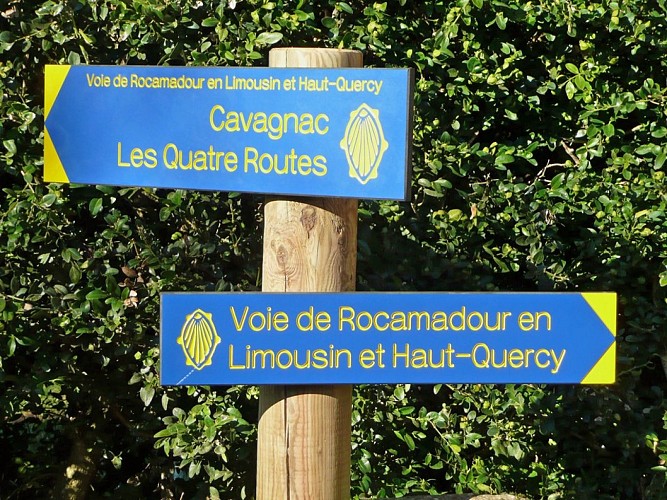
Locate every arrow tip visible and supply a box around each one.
[582,292,616,337]
[44,128,70,183]
[44,65,70,121]
[581,342,616,384]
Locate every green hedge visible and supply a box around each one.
[1,0,666,498]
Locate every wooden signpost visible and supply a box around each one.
[45,47,615,499]
[258,48,360,500]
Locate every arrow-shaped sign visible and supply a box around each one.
[44,65,413,200]
[160,292,616,386]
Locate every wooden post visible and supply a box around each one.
[257,48,362,500]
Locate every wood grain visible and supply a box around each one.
[269,47,362,70]
[262,197,357,293]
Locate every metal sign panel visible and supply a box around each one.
[44,65,413,200]
[160,292,616,385]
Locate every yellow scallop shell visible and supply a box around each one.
[177,309,221,370]
[340,103,389,185]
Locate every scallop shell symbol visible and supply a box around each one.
[340,103,389,185]
[177,309,221,370]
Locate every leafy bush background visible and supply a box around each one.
[1,0,666,498]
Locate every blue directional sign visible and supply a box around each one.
[44,65,413,200]
[160,292,616,386]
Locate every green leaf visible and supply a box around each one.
[159,206,171,221]
[3,139,16,155]
[154,428,175,438]
[42,193,57,207]
[201,17,219,27]
[504,109,518,121]
[85,289,107,300]
[358,454,371,473]
[89,198,103,215]
[0,31,15,43]
[140,386,155,407]
[574,75,589,91]
[636,144,656,155]
[565,63,579,74]
[69,265,82,283]
[256,32,283,45]
[651,127,667,138]
[495,154,515,165]
[188,460,201,478]
[67,51,81,65]
[448,208,463,221]
[466,57,481,72]
[7,335,16,356]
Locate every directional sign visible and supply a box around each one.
[44,65,413,200]
[160,292,616,386]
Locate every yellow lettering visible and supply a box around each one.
[336,347,352,368]
[209,105,225,131]
[551,349,566,374]
[508,349,525,368]
[144,148,157,168]
[407,311,430,330]
[224,151,238,172]
[253,349,275,369]
[376,343,386,368]
[472,343,490,368]
[431,311,448,331]
[210,106,330,140]
[359,349,375,368]
[312,155,327,176]
[467,311,484,331]
[229,306,249,331]
[390,312,407,331]
[535,312,552,331]
[518,312,534,331]
[410,348,427,368]
[297,154,312,175]
[373,311,389,331]
[315,114,329,134]
[315,311,331,331]
[117,142,130,167]
[449,307,466,331]
[273,311,289,332]
[225,111,240,132]
[355,311,373,331]
[534,349,550,368]
[339,306,355,331]
[228,345,246,370]
[392,343,410,368]
[275,350,292,369]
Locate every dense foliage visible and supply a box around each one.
[1,0,666,498]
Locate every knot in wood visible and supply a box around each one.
[333,218,347,247]
[274,242,291,269]
[300,207,317,236]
